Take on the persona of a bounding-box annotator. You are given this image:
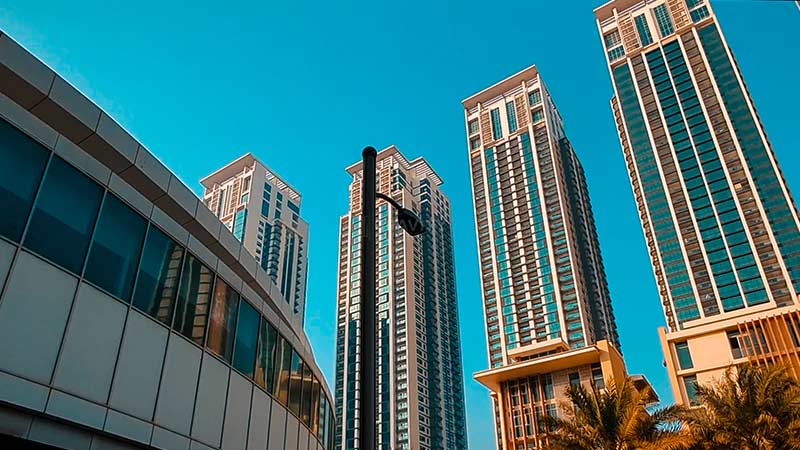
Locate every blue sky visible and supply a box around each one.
[2,1,797,449]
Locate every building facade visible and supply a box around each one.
[464,66,633,450]
[333,147,468,450]
[201,155,309,322]
[0,32,333,450]
[596,0,800,405]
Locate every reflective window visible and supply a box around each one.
[569,372,580,387]
[683,374,699,406]
[24,156,103,273]
[0,119,49,242]
[84,194,147,301]
[173,254,213,345]
[288,351,303,416]
[301,363,313,425]
[311,376,321,435]
[232,299,259,377]
[506,101,517,133]
[276,336,292,405]
[634,14,653,46]
[132,225,184,324]
[675,341,694,369]
[490,108,502,140]
[207,278,239,362]
[653,4,674,37]
[255,320,278,392]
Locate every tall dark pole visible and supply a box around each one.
[358,146,377,450]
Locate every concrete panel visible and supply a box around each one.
[151,426,190,450]
[154,334,202,435]
[0,404,32,438]
[90,435,142,450]
[190,354,229,447]
[189,202,222,247]
[151,206,190,246]
[267,404,287,450]
[108,173,154,217]
[0,370,49,411]
[84,113,139,171]
[0,91,58,149]
[221,372,252,450]
[121,145,171,201]
[105,409,153,445]
[109,310,168,420]
[188,236,218,272]
[298,425,309,450]
[0,251,78,383]
[0,34,55,109]
[53,283,127,403]
[216,261,243,293]
[154,175,198,226]
[53,135,112,186]
[29,417,92,450]
[285,414,299,450]
[31,77,100,144]
[0,238,14,294]
[237,246,259,284]
[46,389,107,429]
[190,441,215,450]
[247,388,271,450]
[216,229,242,267]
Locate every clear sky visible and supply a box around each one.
[2,1,797,449]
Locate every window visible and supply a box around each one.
[675,341,694,369]
[727,330,744,359]
[232,209,247,241]
[532,110,545,123]
[84,194,147,301]
[173,253,213,345]
[591,363,605,389]
[490,108,502,140]
[470,136,481,150]
[683,375,699,406]
[24,156,103,273]
[255,320,278,391]
[301,363,313,425]
[207,278,239,362]
[653,4,675,37]
[604,30,625,61]
[276,336,292,405]
[634,14,653,46]
[311,376,321,434]
[506,101,517,133]
[468,119,479,135]
[0,119,49,243]
[232,299,259,377]
[132,225,185,325]
[542,374,554,400]
[528,90,542,106]
[288,350,303,416]
[569,372,580,387]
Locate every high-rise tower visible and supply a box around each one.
[465,66,640,450]
[201,153,309,321]
[596,0,800,405]
[333,147,468,450]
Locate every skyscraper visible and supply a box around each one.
[596,0,800,405]
[465,66,641,450]
[333,147,468,450]
[201,153,309,321]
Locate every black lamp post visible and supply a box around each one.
[358,146,424,450]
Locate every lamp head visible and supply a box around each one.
[397,208,424,236]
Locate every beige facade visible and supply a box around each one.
[333,147,467,450]
[201,154,309,321]
[464,66,646,449]
[596,0,800,405]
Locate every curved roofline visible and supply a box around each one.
[0,29,330,395]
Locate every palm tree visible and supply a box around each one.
[546,378,691,450]
[681,363,800,450]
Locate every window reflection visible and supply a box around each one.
[276,338,292,405]
[24,156,103,273]
[301,363,313,425]
[288,351,303,416]
[84,194,147,301]
[132,225,184,325]
[255,320,278,392]
[207,278,239,362]
[232,299,259,377]
[173,254,213,345]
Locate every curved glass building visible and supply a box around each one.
[0,31,334,450]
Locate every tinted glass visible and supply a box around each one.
[319,395,327,443]
[311,377,321,435]
[0,119,49,242]
[207,279,239,362]
[288,351,303,416]
[232,299,259,377]
[255,320,278,392]
[301,363,313,425]
[675,342,694,369]
[25,156,103,273]
[276,337,292,405]
[132,225,184,324]
[84,195,147,301]
[173,254,213,345]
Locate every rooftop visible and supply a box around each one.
[594,0,648,22]
[346,145,443,186]
[462,64,539,110]
[200,152,302,203]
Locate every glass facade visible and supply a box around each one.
[634,14,653,46]
[0,117,335,448]
[653,4,674,37]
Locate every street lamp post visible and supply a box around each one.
[358,146,424,450]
